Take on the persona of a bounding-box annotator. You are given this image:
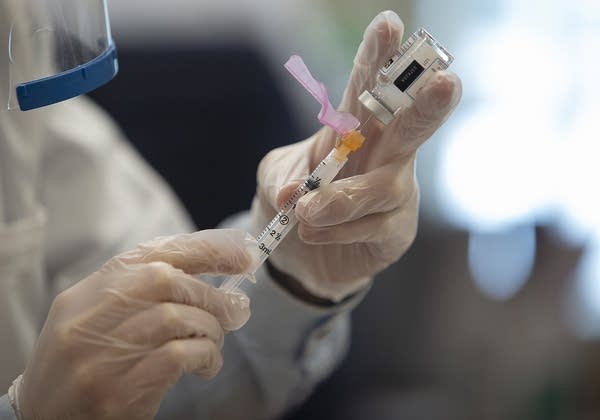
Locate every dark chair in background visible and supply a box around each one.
[90,44,303,230]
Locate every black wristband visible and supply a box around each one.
[265,260,339,307]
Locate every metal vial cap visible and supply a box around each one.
[358,91,394,125]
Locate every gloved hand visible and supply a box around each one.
[9,229,256,420]
[251,11,462,301]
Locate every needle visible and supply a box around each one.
[360,113,374,131]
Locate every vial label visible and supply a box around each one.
[394,60,426,92]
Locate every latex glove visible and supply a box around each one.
[251,11,462,301]
[10,229,256,420]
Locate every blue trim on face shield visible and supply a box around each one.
[16,43,119,111]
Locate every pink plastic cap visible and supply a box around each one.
[284,55,360,135]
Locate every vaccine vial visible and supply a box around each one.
[359,28,454,125]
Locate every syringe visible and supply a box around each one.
[220,28,453,293]
[220,129,366,293]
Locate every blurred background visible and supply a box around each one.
[89,0,600,418]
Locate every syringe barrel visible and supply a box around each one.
[220,148,347,293]
[252,148,346,266]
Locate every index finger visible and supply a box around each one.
[111,262,252,331]
[113,229,259,276]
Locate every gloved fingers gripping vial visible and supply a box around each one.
[220,28,453,293]
[359,28,454,125]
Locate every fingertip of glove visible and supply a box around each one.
[369,10,404,37]
[356,11,404,67]
[219,290,251,330]
[417,71,462,119]
[226,290,251,312]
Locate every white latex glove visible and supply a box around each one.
[251,11,462,301]
[9,229,256,420]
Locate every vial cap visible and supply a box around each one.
[358,91,394,125]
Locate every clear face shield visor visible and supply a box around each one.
[1,0,118,111]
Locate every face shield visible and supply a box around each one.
[2,0,118,111]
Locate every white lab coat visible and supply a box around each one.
[0,2,358,419]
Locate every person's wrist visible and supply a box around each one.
[266,260,359,307]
